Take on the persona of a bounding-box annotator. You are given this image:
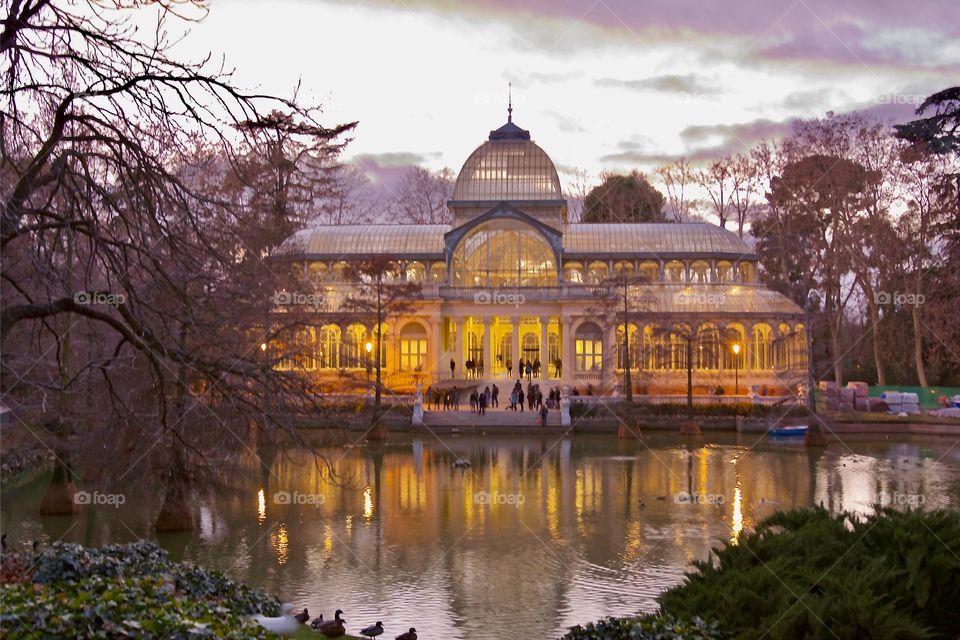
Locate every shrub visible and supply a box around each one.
[561,614,727,640]
[0,541,282,638]
[657,507,960,639]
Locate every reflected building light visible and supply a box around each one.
[323,524,334,560]
[271,523,289,565]
[363,485,373,522]
[257,488,266,525]
[345,514,353,536]
[699,447,709,503]
[731,484,743,545]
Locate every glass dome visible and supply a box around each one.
[451,219,558,287]
[452,139,563,202]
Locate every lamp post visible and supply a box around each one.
[365,341,373,393]
[732,342,741,395]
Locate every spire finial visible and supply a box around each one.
[508,82,513,123]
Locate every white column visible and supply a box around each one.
[482,316,492,380]
[539,316,549,379]
[511,317,520,381]
[452,317,462,380]
[432,314,443,384]
[561,317,573,381]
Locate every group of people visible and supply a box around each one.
[424,380,563,427]
[469,384,498,414]
[426,385,462,410]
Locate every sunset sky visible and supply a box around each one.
[179,0,958,187]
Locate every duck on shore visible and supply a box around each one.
[314,609,347,638]
[395,627,417,640]
[360,621,384,639]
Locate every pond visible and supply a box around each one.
[3,433,960,639]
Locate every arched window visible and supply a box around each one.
[430,262,446,282]
[752,323,772,370]
[317,325,340,369]
[575,322,603,371]
[586,261,608,284]
[690,261,710,283]
[665,260,685,282]
[308,262,328,283]
[616,323,640,371]
[716,261,733,283]
[737,262,755,283]
[614,260,635,276]
[639,261,660,283]
[405,261,426,282]
[563,262,584,284]
[696,324,720,369]
[342,324,367,369]
[451,219,557,287]
[399,323,428,372]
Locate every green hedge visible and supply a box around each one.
[564,507,960,640]
[657,507,960,639]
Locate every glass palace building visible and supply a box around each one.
[275,114,807,396]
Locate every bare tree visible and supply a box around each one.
[728,153,760,238]
[1,0,353,528]
[387,166,454,224]
[656,158,694,222]
[697,157,734,229]
[563,167,593,222]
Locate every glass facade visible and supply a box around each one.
[453,141,562,201]
[451,219,557,287]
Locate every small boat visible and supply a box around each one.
[768,425,808,438]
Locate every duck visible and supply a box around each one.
[453,458,471,468]
[294,609,310,624]
[314,609,347,638]
[252,604,308,636]
[310,614,325,630]
[360,621,384,639]
[395,628,417,640]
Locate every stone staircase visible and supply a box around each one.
[421,407,563,430]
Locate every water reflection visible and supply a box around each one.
[2,434,959,639]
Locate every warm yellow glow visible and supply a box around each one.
[731,484,743,545]
[365,341,373,354]
[732,343,741,355]
[257,488,266,524]
[271,524,289,565]
[363,485,373,521]
[259,342,268,352]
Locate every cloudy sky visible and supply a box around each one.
[177,0,958,186]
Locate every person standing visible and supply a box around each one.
[491,384,499,408]
[517,387,525,412]
[506,358,513,377]
[479,390,487,415]
[450,358,456,379]
[539,403,548,427]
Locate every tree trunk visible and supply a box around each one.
[39,454,79,515]
[911,304,928,387]
[155,441,193,532]
[866,295,886,385]
[155,478,193,532]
